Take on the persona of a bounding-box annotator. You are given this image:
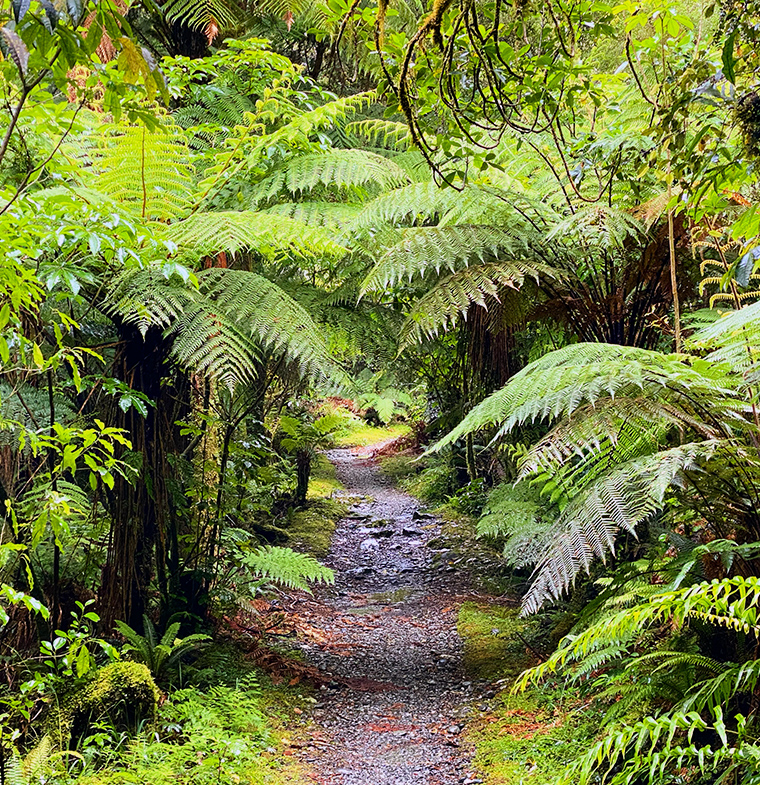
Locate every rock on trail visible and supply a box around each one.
[286,446,484,785]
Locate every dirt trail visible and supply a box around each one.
[288,446,485,785]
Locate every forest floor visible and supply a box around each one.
[280,442,494,784]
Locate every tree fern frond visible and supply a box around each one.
[250,150,410,205]
[169,306,263,389]
[164,211,347,259]
[345,119,412,149]
[262,201,361,232]
[546,205,646,249]
[105,267,192,335]
[92,125,194,221]
[189,269,340,384]
[431,343,740,454]
[689,300,760,381]
[106,266,342,387]
[521,441,723,615]
[353,181,462,231]
[252,0,329,28]
[360,226,541,294]
[398,261,550,347]
[162,0,241,32]
[516,396,726,483]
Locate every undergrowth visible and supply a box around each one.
[51,644,312,785]
[457,603,597,785]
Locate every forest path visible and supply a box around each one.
[287,445,485,785]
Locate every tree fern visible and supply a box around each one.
[397,261,550,347]
[106,266,341,388]
[432,343,740,452]
[91,125,194,221]
[161,0,241,36]
[521,441,721,614]
[345,119,412,150]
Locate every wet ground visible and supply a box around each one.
[286,446,487,785]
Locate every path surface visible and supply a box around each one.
[287,446,485,785]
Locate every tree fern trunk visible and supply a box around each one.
[99,323,189,630]
[295,450,311,506]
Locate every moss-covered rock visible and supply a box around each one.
[48,661,161,747]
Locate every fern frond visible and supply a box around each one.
[432,343,740,453]
[162,0,241,32]
[476,482,553,570]
[360,226,542,294]
[516,575,760,691]
[345,119,412,149]
[92,125,194,221]
[546,205,645,249]
[174,268,340,386]
[250,150,409,205]
[689,300,760,382]
[521,441,722,615]
[353,181,463,232]
[262,201,362,232]
[398,261,550,347]
[682,658,760,712]
[164,211,347,259]
[106,266,341,388]
[240,545,334,591]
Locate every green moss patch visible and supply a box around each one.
[335,422,410,448]
[458,602,537,681]
[469,690,598,785]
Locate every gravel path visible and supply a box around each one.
[287,446,485,785]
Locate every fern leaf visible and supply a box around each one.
[431,343,739,453]
[92,125,194,221]
[398,261,549,347]
[521,441,723,614]
[241,545,334,591]
[162,0,241,33]
[164,210,347,259]
[360,226,542,294]
[250,149,410,205]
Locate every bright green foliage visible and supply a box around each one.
[114,616,211,684]
[515,577,760,785]
[238,544,335,591]
[433,309,760,613]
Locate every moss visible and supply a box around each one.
[458,602,599,785]
[469,690,598,785]
[458,602,537,681]
[334,422,410,448]
[286,455,348,557]
[287,499,346,557]
[306,453,343,500]
[48,661,160,747]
